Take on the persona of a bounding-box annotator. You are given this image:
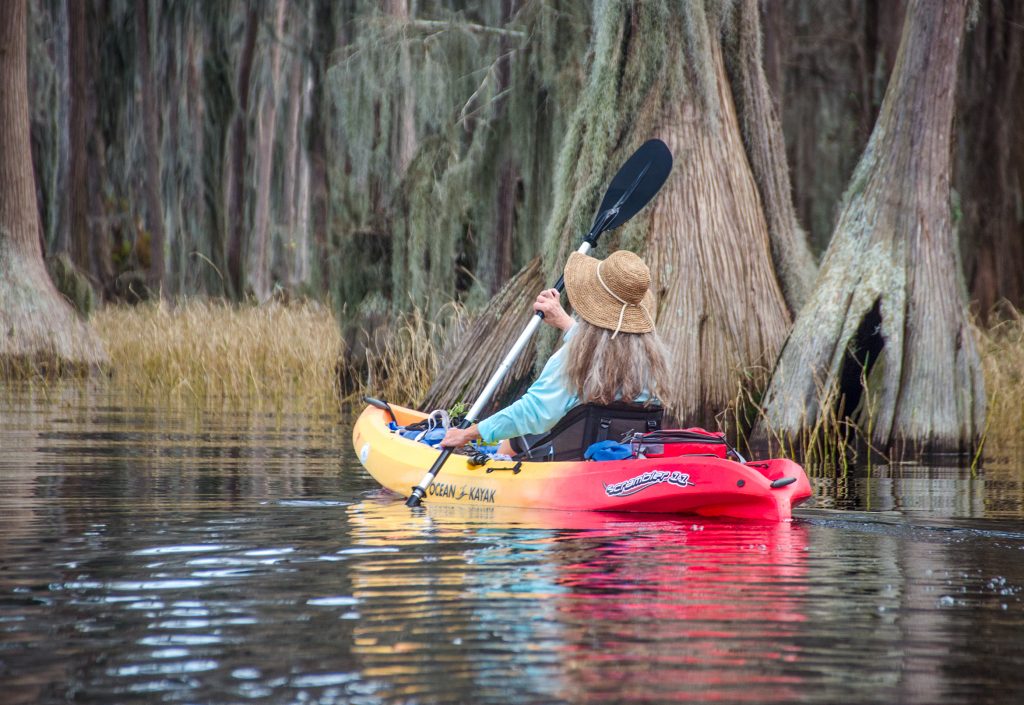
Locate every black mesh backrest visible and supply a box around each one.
[514,403,663,461]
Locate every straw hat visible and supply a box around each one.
[563,250,656,337]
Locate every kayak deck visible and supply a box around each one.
[352,404,812,521]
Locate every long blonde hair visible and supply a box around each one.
[563,319,670,405]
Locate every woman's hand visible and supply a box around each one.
[439,424,481,449]
[533,289,573,331]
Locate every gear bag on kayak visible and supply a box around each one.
[510,402,663,461]
[630,428,730,459]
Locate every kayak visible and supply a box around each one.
[352,403,813,521]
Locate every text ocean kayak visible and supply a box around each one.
[352,404,813,521]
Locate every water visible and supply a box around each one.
[1,385,1023,704]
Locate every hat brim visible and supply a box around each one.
[563,252,656,334]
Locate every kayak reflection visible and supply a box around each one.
[343,499,808,703]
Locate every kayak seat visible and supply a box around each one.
[510,402,663,462]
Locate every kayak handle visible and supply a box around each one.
[485,462,522,475]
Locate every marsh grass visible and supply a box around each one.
[88,299,1022,452]
[976,306,1024,455]
[91,299,466,414]
[718,369,866,476]
[94,299,343,412]
[338,304,469,411]
[720,308,1024,473]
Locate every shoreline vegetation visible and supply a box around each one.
[3,300,1019,466]
[93,299,451,416]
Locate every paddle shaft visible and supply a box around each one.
[404,239,595,507]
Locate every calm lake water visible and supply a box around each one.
[1,384,1023,704]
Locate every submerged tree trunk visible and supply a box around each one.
[757,0,984,455]
[0,0,106,373]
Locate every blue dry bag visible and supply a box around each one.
[583,440,633,461]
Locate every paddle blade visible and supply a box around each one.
[591,138,673,238]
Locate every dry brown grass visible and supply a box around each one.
[336,305,468,410]
[94,299,342,411]
[976,306,1024,454]
[89,298,1022,447]
[92,298,466,414]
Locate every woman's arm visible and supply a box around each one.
[439,294,576,449]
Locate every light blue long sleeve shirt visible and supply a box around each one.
[476,324,654,443]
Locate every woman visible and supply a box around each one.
[440,249,669,455]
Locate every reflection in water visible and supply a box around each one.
[1,384,1023,704]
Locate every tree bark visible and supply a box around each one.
[757,0,985,455]
[490,0,519,294]
[545,1,792,427]
[225,4,259,299]
[280,26,306,289]
[957,0,1024,318]
[200,4,235,296]
[249,0,287,302]
[0,0,106,373]
[387,0,417,180]
[135,0,166,296]
[66,0,89,273]
[725,0,816,315]
[307,0,335,292]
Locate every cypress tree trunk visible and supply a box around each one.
[544,0,793,427]
[307,0,335,292]
[200,5,235,296]
[489,0,519,294]
[724,0,816,314]
[280,30,306,290]
[757,0,985,455]
[0,0,106,373]
[136,0,166,297]
[67,0,89,273]
[225,5,259,299]
[957,0,1024,318]
[249,0,287,302]
[387,0,417,179]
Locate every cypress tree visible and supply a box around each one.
[757,0,985,455]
